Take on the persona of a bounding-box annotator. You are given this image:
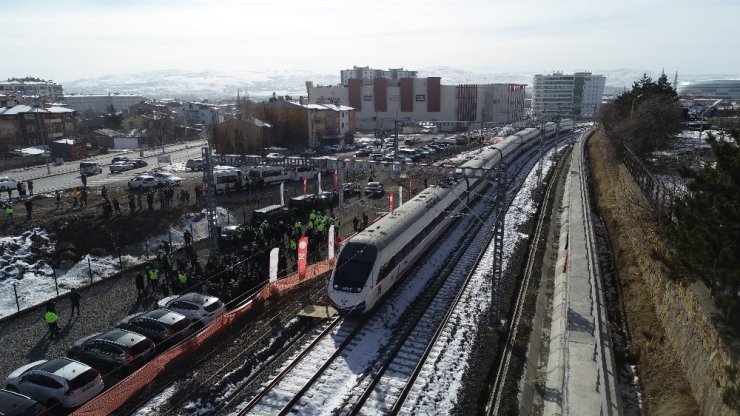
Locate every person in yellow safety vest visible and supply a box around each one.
[177,270,188,291]
[309,210,317,223]
[290,239,297,250]
[4,205,13,225]
[333,217,341,235]
[306,221,314,231]
[236,227,243,241]
[44,310,60,339]
[148,267,160,292]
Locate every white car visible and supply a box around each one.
[158,293,226,326]
[109,161,135,173]
[150,171,182,187]
[0,176,18,192]
[265,152,284,159]
[365,181,385,196]
[5,358,104,408]
[128,175,160,190]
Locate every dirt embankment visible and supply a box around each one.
[589,130,697,414]
[588,128,740,415]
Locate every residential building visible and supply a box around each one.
[0,104,77,154]
[531,72,605,118]
[254,96,356,149]
[0,78,64,101]
[308,77,525,132]
[176,101,225,127]
[212,117,272,155]
[63,93,145,115]
[340,66,418,87]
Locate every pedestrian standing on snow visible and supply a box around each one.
[16,182,23,197]
[80,188,88,207]
[101,185,108,201]
[24,199,32,221]
[81,174,87,188]
[69,288,81,317]
[27,179,33,195]
[55,190,61,208]
[128,194,136,215]
[5,204,13,225]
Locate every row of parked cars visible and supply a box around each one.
[2,293,226,412]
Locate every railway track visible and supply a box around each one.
[219,143,553,415]
[128,131,582,415]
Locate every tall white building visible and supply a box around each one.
[63,93,144,114]
[531,72,605,118]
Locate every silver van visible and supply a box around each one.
[79,162,102,176]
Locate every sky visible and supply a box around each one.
[2,0,738,82]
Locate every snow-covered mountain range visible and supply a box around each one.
[61,67,740,101]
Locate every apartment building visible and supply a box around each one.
[63,93,145,114]
[0,78,64,101]
[531,72,605,118]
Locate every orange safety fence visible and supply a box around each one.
[72,259,335,416]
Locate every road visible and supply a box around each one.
[1,140,208,197]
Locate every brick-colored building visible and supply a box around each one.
[0,104,77,155]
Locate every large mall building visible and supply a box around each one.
[307,66,526,132]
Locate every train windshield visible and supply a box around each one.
[333,243,377,293]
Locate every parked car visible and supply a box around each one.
[300,148,317,157]
[0,176,19,192]
[130,158,148,168]
[109,161,135,173]
[111,156,130,164]
[79,162,103,176]
[365,181,385,196]
[117,309,194,350]
[369,153,384,161]
[150,171,182,187]
[288,194,318,216]
[157,293,226,326]
[316,190,339,208]
[67,329,156,374]
[0,388,46,416]
[342,182,361,198]
[185,158,203,171]
[128,175,159,190]
[265,152,284,159]
[5,358,104,409]
[354,149,371,157]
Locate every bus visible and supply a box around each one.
[247,166,291,185]
[214,168,245,193]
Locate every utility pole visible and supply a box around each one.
[202,145,219,256]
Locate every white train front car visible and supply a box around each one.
[328,184,465,314]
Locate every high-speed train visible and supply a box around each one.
[328,121,573,314]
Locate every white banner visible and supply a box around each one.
[328,225,335,259]
[269,247,279,282]
[318,172,322,193]
[399,187,403,206]
[280,182,285,206]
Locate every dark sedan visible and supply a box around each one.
[116,309,193,350]
[68,329,155,374]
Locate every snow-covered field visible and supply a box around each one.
[0,207,236,319]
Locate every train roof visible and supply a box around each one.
[349,183,459,251]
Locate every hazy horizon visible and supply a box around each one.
[2,0,738,83]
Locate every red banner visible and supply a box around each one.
[333,169,339,190]
[303,177,308,196]
[297,236,309,279]
[389,192,394,212]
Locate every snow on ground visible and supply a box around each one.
[406,147,558,414]
[131,375,193,416]
[0,206,237,319]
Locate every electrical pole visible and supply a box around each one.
[202,145,219,256]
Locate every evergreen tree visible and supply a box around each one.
[599,71,683,157]
[664,129,740,319]
[103,105,123,130]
